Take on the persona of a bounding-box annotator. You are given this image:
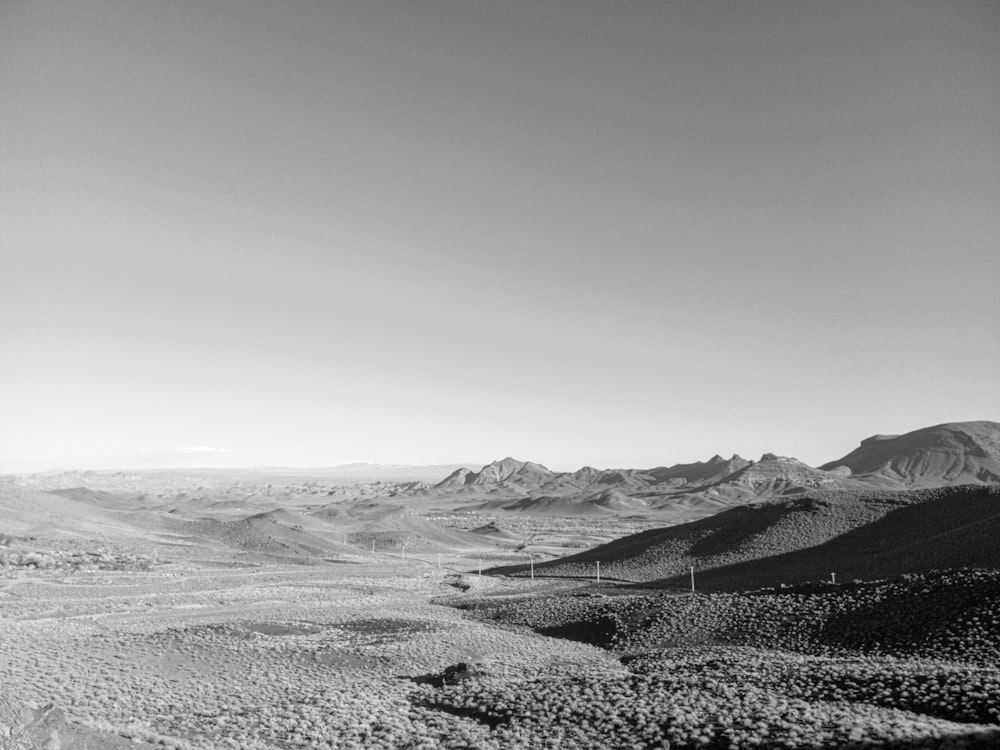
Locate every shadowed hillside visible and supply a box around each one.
[488,485,1000,584]
[650,485,1000,591]
[461,568,1000,666]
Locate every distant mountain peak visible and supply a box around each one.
[722,453,844,493]
[430,420,999,512]
[475,458,553,485]
[434,457,554,488]
[710,455,741,468]
[757,453,801,463]
[821,420,1000,486]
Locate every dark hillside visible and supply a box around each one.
[489,485,996,582]
[651,485,1000,591]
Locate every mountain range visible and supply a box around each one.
[426,421,1000,518]
[3,420,997,589]
[473,421,1000,588]
[8,421,999,524]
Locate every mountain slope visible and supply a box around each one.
[719,454,851,494]
[650,485,1000,591]
[821,421,1000,486]
[647,454,752,488]
[436,458,556,489]
[488,485,998,583]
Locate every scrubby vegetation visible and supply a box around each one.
[0,563,620,750]
[418,657,1000,749]
[626,649,1000,727]
[430,569,1000,747]
[3,501,999,748]
[462,569,1000,662]
[0,538,157,572]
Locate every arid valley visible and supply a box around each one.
[2,421,999,749]
[5,2,998,747]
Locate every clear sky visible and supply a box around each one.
[2,0,998,473]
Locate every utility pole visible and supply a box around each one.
[478,559,482,578]
[690,565,695,594]
[596,561,601,583]
[530,556,534,580]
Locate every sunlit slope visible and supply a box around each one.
[0,483,158,541]
[821,421,1000,486]
[150,502,503,558]
[0,480,501,562]
[309,501,502,552]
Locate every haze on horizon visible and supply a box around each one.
[2,1,998,476]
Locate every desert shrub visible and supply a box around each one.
[417,663,1000,749]
[626,648,1000,727]
[467,569,1000,666]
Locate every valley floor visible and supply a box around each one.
[2,557,998,749]
[0,557,615,749]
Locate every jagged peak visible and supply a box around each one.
[483,457,528,471]
[758,453,804,463]
[469,457,554,485]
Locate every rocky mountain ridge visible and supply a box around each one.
[9,421,998,521]
[430,421,1000,517]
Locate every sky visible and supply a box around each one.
[1,0,998,473]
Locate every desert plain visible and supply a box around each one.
[2,421,1000,749]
